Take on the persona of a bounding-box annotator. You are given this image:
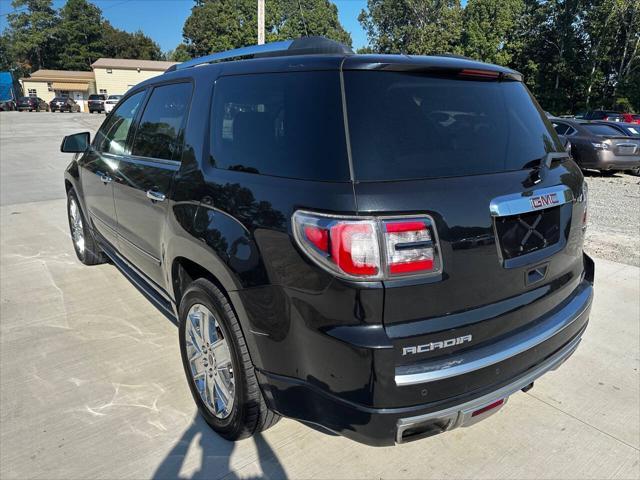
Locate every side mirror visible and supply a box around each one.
[61,132,90,153]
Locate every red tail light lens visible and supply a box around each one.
[292,211,441,280]
[384,220,434,275]
[330,223,379,276]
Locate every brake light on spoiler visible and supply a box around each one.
[293,211,442,281]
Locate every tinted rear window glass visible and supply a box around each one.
[584,124,623,136]
[553,123,570,135]
[344,72,559,181]
[132,82,192,161]
[210,72,349,181]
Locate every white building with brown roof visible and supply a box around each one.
[19,58,178,113]
[91,58,177,97]
[19,70,97,110]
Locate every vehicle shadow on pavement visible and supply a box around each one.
[152,414,287,479]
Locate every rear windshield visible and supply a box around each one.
[584,124,623,136]
[344,72,560,181]
[89,94,104,100]
[53,97,65,101]
[108,95,121,100]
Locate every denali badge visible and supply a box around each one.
[402,334,473,355]
[530,193,559,209]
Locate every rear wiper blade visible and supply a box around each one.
[542,151,570,168]
[524,151,570,187]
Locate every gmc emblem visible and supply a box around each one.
[530,193,559,209]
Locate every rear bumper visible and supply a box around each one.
[594,151,640,170]
[257,257,594,446]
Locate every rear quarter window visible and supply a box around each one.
[344,71,560,181]
[209,71,350,182]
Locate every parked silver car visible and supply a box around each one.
[551,119,640,173]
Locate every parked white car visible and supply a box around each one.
[104,94,123,114]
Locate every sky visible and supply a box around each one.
[0,0,370,53]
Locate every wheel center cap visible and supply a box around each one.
[209,354,215,368]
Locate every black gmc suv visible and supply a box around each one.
[61,37,594,446]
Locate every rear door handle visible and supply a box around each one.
[146,190,166,202]
[100,174,112,184]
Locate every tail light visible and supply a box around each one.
[292,211,442,280]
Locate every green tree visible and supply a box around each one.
[102,24,163,60]
[166,44,192,62]
[358,0,463,55]
[182,0,352,57]
[57,0,104,70]
[5,0,59,71]
[462,0,523,65]
[266,0,351,45]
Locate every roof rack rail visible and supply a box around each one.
[166,36,352,73]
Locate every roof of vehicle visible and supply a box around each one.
[139,37,522,90]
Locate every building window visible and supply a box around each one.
[99,89,107,95]
[60,91,69,98]
[28,89,37,97]
[47,82,53,92]
[106,69,113,74]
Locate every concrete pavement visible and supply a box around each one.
[1,111,639,479]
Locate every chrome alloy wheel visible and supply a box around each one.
[69,197,85,254]
[185,304,235,419]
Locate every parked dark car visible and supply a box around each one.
[16,96,49,112]
[61,37,593,446]
[50,97,81,113]
[0,99,16,111]
[583,110,624,122]
[551,118,640,173]
[88,94,106,113]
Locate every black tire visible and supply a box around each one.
[629,167,640,176]
[600,169,616,176]
[66,189,106,265]
[179,278,280,441]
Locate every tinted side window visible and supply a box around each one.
[210,72,350,181]
[94,91,145,155]
[131,82,192,161]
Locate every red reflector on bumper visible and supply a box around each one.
[471,399,504,417]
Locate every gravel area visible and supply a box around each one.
[583,171,640,266]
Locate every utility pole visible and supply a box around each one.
[258,0,265,45]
